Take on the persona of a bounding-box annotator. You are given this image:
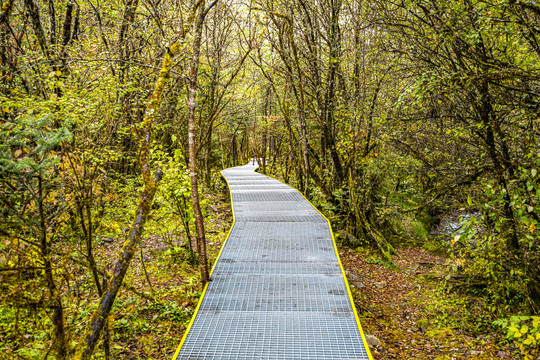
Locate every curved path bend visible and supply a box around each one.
[173,162,373,360]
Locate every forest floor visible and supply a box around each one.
[340,246,519,359]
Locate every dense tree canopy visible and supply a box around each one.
[1,0,539,357]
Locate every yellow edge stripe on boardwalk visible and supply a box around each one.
[266,174,375,360]
[172,166,374,360]
[171,172,236,360]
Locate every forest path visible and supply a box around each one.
[173,162,373,360]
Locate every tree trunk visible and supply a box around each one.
[323,0,344,186]
[478,82,519,250]
[24,0,50,60]
[118,0,140,84]
[262,86,270,173]
[38,175,67,359]
[186,0,219,284]
[47,0,57,46]
[59,2,73,70]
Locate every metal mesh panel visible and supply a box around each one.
[179,313,369,360]
[235,201,315,212]
[212,262,340,275]
[175,162,370,359]
[231,191,305,202]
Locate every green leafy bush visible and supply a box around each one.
[452,152,540,311]
[494,315,540,358]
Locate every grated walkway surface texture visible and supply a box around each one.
[174,162,372,360]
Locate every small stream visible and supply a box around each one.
[431,211,481,247]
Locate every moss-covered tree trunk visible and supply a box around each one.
[73,39,184,360]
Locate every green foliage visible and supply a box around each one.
[0,113,73,321]
[155,152,199,264]
[158,302,193,323]
[422,239,446,255]
[418,285,495,336]
[364,255,396,270]
[411,220,429,241]
[494,316,540,358]
[163,246,197,264]
[0,114,72,174]
[308,182,337,217]
[451,153,540,310]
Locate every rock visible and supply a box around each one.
[470,350,483,356]
[496,351,509,358]
[374,281,386,289]
[365,334,381,348]
[347,272,361,281]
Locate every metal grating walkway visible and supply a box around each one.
[173,162,373,360]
